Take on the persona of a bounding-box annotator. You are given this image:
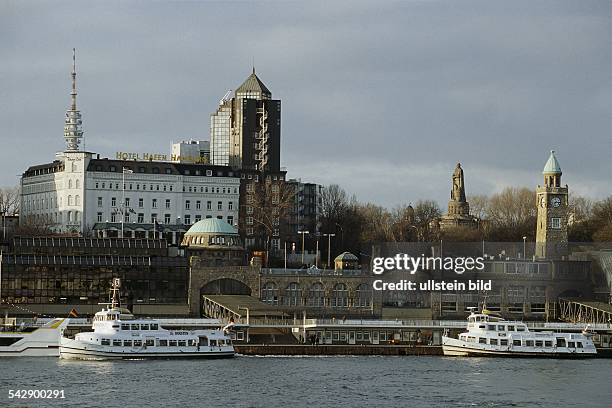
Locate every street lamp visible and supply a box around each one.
[335,223,344,250]
[298,230,309,266]
[323,233,336,269]
[523,236,527,259]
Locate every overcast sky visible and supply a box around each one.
[2,0,611,208]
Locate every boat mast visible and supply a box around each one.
[110,278,121,309]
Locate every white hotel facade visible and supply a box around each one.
[19,51,239,243]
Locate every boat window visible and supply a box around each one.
[568,341,575,348]
[178,340,186,347]
[121,324,130,330]
[516,326,525,332]
[535,340,543,347]
[500,339,508,346]
[576,342,583,348]
[0,337,23,346]
[210,340,217,346]
[150,324,159,330]
[141,324,149,330]
[478,325,486,329]
[526,340,534,347]
[145,339,154,347]
[159,339,168,346]
[556,338,566,347]
[467,336,475,343]
[497,325,505,331]
[478,338,486,344]
[489,339,498,345]
[131,324,139,330]
[123,340,132,347]
[133,340,142,347]
[113,339,122,346]
[487,325,496,331]
[199,336,208,346]
[544,341,553,347]
[101,339,110,346]
[513,340,521,346]
[507,326,515,331]
[169,340,177,347]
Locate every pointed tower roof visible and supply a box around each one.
[235,68,271,96]
[63,48,84,152]
[543,150,562,174]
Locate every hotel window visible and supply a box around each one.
[246,217,253,225]
[125,197,130,207]
[97,197,103,207]
[273,228,279,236]
[139,198,144,208]
[195,215,202,222]
[95,182,99,189]
[165,199,171,209]
[152,199,158,208]
[247,206,253,214]
[138,213,144,223]
[111,213,117,223]
[184,215,191,225]
[151,213,158,223]
[196,201,201,210]
[97,212,103,222]
[185,200,191,210]
[227,216,233,225]
[551,217,561,229]
[124,213,130,222]
[111,197,116,207]
[228,201,233,210]
[207,201,212,210]
[164,214,171,224]
[247,183,254,193]
[246,227,254,235]
[217,201,222,210]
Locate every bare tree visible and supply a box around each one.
[0,186,20,215]
[467,194,488,220]
[247,179,295,258]
[485,187,536,240]
[413,200,442,241]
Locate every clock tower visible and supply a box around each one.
[536,150,569,259]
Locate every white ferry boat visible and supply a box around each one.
[59,280,235,360]
[0,318,68,357]
[442,308,597,358]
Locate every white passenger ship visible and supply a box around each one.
[442,308,597,358]
[59,280,235,360]
[0,318,68,357]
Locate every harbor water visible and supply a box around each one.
[1,356,610,407]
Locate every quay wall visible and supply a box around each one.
[234,344,443,356]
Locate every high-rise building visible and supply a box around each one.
[536,150,569,259]
[171,140,210,164]
[210,69,281,172]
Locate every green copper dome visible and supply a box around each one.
[543,150,562,174]
[185,218,238,235]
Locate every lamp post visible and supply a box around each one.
[335,223,344,250]
[298,230,309,266]
[323,233,335,269]
[523,236,527,259]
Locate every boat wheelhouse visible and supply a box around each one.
[442,308,597,358]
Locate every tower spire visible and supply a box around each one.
[64,48,84,151]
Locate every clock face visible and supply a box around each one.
[551,197,561,207]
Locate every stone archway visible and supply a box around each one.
[201,278,252,296]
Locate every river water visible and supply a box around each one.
[1,356,610,407]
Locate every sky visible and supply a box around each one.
[2,0,611,209]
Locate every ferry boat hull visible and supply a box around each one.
[442,337,597,358]
[0,319,67,357]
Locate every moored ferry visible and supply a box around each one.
[0,318,68,357]
[59,279,235,360]
[442,308,597,358]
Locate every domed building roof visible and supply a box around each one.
[334,252,358,262]
[185,218,238,236]
[543,150,562,174]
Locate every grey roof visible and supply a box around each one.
[543,150,562,174]
[334,251,359,262]
[235,69,271,95]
